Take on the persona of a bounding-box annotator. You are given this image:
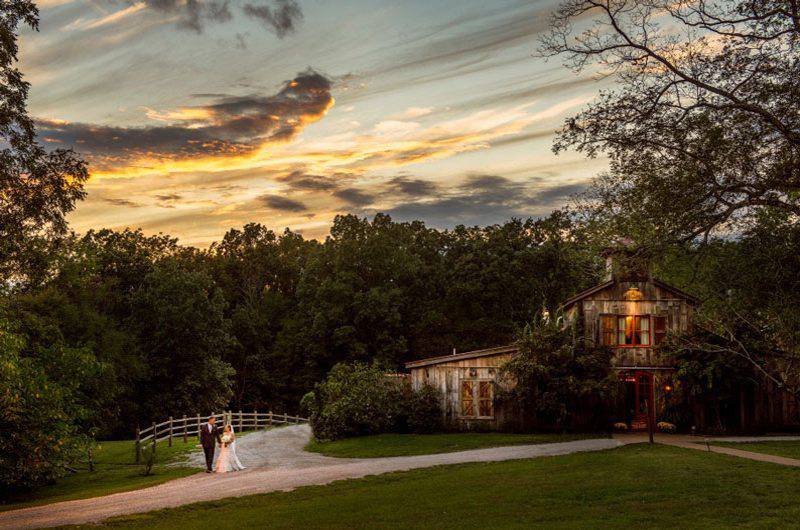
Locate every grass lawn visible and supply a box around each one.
[1,438,199,512]
[306,432,607,458]
[713,440,800,460]
[83,444,800,529]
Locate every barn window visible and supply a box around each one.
[600,315,652,346]
[460,379,494,418]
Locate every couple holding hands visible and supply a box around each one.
[199,416,245,473]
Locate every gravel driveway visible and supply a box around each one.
[182,424,359,470]
[0,425,621,530]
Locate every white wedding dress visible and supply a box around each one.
[214,426,246,473]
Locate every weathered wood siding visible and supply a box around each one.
[571,280,694,369]
[409,353,514,430]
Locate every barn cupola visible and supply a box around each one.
[601,237,651,283]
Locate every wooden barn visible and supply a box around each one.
[406,250,800,433]
[560,257,697,431]
[405,345,517,430]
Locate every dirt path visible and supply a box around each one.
[0,426,620,529]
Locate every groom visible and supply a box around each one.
[200,415,221,473]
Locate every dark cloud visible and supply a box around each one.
[333,187,376,206]
[260,194,307,212]
[243,0,303,37]
[384,176,587,228]
[155,193,183,202]
[126,0,302,35]
[528,183,587,205]
[102,197,142,208]
[387,176,438,197]
[279,170,340,191]
[37,69,333,169]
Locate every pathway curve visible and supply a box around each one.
[182,425,359,470]
[0,426,621,530]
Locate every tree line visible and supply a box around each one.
[3,212,602,439]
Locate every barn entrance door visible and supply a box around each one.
[622,371,654,431]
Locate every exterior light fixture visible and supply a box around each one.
[623,287,643,300]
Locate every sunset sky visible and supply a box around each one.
[23,0,611,246]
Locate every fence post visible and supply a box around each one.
[254,409,258,430]
[283,412,287,424]
[182,415,188,443]
[238,410,243,432]
[196,414,201,441]
[135,427,141,464]
[168,416,173,447]
[152,422,157,456]
[268,410,273,426]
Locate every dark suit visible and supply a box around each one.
[199,422,221,471]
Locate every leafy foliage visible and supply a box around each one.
[0,319,92,490]
[500,314,616,430]
[656,211,800,427]
[0,1,88,280]
[542,0,800,246]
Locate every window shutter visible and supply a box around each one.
[461,381,475,417]
[653,316,667,345]
[601,315,615,346]
[478,381,493,417]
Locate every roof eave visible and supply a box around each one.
[405,345,518,369]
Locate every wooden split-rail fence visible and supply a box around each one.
[135,410,307,463]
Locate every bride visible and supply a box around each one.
[215,424,245,473]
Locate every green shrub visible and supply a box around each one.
[299,391,316,418]
[408,384,442,434]
[309,363,408,440]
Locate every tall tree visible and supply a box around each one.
[209,224,316,409]
[129,265,235,420]
[0,1,88,280]
[541,0,799,245]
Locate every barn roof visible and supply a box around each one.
[405,344,518,369]
[559,277,700,309]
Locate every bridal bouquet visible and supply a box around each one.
[221,433,233,447]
